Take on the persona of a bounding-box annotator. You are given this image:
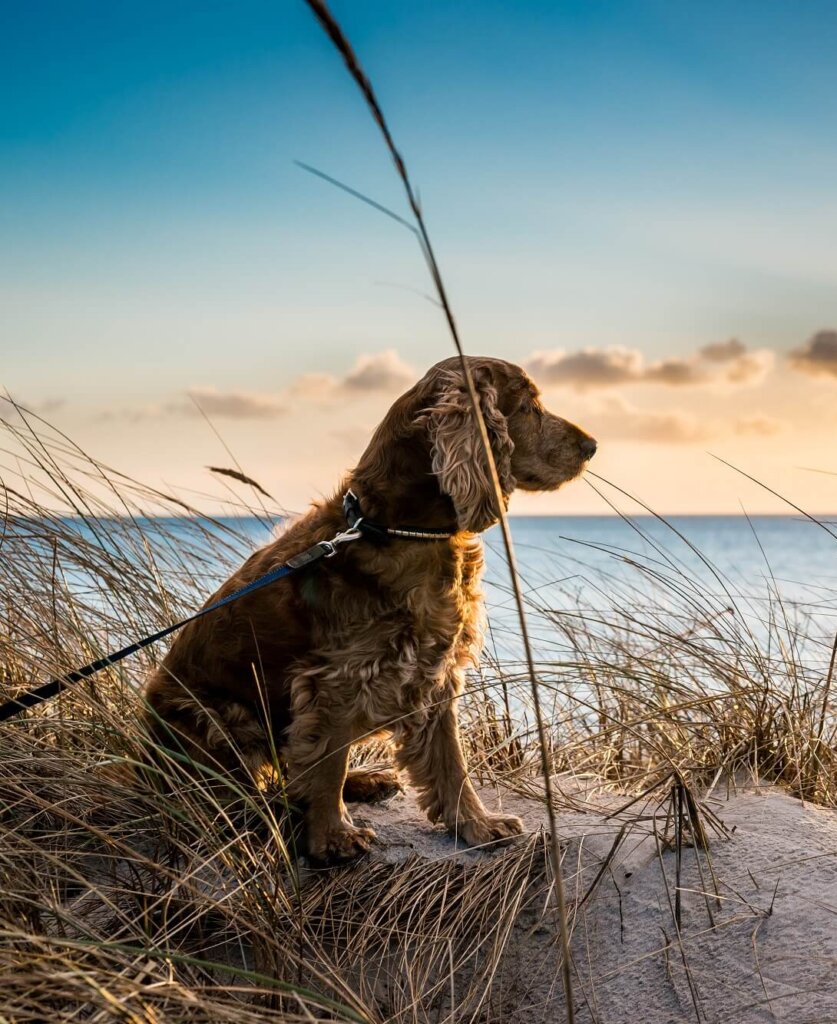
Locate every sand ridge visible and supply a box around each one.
[347,780,837,1023]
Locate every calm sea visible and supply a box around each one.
[485,514,836,662]
[223,514,837,665]
[27,514,835,671]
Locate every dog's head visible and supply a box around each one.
[356,356,595,534]
[419,357,596,531]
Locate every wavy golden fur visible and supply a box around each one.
[143,356,596,864]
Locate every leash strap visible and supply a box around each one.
[0,531,359,724]
[0,491,454,724]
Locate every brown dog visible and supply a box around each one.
[144,356,596,864]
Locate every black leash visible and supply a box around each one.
[0,493,455,723]
[0,526,361,724]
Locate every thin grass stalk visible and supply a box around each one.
[301,3,576,1018]
[710,455,837,542]
[816,630,837,744]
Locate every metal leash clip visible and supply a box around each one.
[320,522,364,558]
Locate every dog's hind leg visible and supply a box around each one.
[144,678,272,784]
[285,671,376,865]
[343,766,402,803]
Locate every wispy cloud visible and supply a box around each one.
[733,415,784,437]
[699,338,747,362]
[292,349,415,401]
[0,394,65,423]
[343,350,415,391]
[179,388,286,420]
[527,340,774,391]
[589,395,713,443]
[586,395,785,445]
[98,388,286,422]
[788,329,837,380]
[527,347,643,389]
[95,350,415,422]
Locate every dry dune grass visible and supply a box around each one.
[1,406,835,1022]
[0,409,577,1022]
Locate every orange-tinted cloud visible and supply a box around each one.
[97,388,286,422]
[343,350,415,392]
[588,395,713,443]
[527,340,773,391]
[181,388,286,420]
[643,358,708,386]
[0,394,65,423]
[526,347,643,389]
[291,349,415,401]
[788,330,837,380]
[733,415,784,437]
[95,350,416,422]
[699,338,747,362]
[585,396,785,445]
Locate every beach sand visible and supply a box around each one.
[350,779,837,1023]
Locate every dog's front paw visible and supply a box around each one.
[457,812,524,848]
[307,823,376,867]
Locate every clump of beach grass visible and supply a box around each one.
[0,408,582,1022]
[1,395,835,1022]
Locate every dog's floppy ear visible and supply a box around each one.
[426,366,515,533]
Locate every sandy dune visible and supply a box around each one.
[351,780,837,1023]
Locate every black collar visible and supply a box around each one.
[343,490,456,543]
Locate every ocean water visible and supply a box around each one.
[16,513,836,674]
[482,515,837,665]
[215,514,837,667]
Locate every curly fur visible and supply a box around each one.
[428,366,517,532]
[143,356,596,864]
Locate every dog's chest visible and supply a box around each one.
[318,543,485,730]
[369,561,484,709]
[411,580,479,656]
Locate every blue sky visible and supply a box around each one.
[2,1,836,512]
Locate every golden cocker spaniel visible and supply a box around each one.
[144,356,596,864]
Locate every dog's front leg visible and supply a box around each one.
[395,693,523,848]
[285,683,375,866]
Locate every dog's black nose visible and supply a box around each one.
[580,437,598,460]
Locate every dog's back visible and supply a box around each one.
[143,504,337,778]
